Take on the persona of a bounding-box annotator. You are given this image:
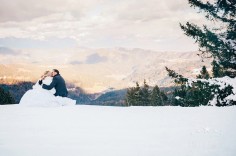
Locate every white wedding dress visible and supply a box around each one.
[19,77,76,107]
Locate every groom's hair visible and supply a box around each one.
[53,69,59,75]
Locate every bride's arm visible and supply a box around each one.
[38,75,46,85]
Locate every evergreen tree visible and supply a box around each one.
[165,67,188,85]
[166,68,214,106]
[125,82,143,106]
[160,91,168,103]
[141,80,151,106]
[211,60,225,78]
[0,87,15,104]
[125,87,136,106]
[172,88,184,106]
[150,85,162,106]
[134,82,142,106]
[197,66,210,79]
[180,0,236,77]
[166,0,236,106]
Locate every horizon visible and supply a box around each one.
[0,49,211,93]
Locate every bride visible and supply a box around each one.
[19,71,76,107]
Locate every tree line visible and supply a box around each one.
[0,87,15,104]
[125,80,168,106]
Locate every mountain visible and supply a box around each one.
[0,48,212,93]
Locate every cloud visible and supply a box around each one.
[0,37,77,49]
[0,0,53,22]
[0,47,19,55]
[113,0,187,22]
[85,53,107,64]
[0,0,93,22]
[70,60,83,65]
[0,0,207,51]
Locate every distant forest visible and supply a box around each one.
[0,79,34,104]
[0,78,175,106]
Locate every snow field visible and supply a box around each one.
[0,105,236,156]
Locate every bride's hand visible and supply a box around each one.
[40,75,46,80]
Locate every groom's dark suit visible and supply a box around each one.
[41,74,68,97]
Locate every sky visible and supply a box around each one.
[0,0,207,53]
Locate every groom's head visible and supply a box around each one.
[52,69,59,77]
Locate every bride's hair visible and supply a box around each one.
[42,71,51,78]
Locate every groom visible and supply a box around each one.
[39,69,68,97]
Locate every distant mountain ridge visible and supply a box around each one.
[0,48,212,93]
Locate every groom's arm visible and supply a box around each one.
[42,77,57,90]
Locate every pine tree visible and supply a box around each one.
[141,80,151,106]
[211,60,225,78]
[160,91,168,103]
[197,66,210,79]
[166,67,214,106]
[134,82,142,106]
[180,0,236,77]
[172,88,183,106]
[125,87,136,106]
[166,0,236,106]
[125,82,144,106]
[150,85,162,106]
[165,67,188,85]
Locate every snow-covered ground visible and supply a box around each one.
[0,105,236,156]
